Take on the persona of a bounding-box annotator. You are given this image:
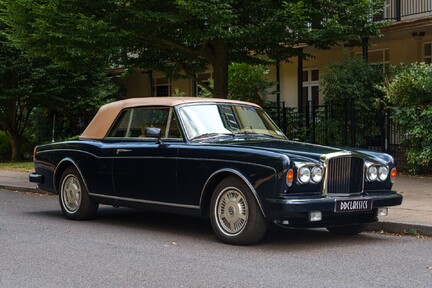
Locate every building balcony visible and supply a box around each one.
[374,0,432,22]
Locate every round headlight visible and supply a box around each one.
[367,166,378,181]
[378,166,389,181]
[298,167,311,184]
[311,166,323,183]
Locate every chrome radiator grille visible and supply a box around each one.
[325,156,364,195]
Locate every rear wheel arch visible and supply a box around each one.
[54,158,89,194]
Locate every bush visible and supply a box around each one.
[381,63,432,172]
[321,57,384,146]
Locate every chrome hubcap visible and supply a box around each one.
[61,175,81,213]
[215,187,248,235]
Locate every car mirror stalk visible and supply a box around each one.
[144,127,162,144]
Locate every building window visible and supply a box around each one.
[302,69,320,110]
[153,77,171,97]
[354,49,390,72]
[423,43,432,64]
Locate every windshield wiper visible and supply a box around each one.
[191,133,234,141]
[234,131,276,138]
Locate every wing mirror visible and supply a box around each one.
[144,127,162,144]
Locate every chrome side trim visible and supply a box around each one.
[88,193,200,210]
[39,148,275,171]
[200,168,267,218]
[54,158,90,194]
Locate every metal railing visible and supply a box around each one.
[264,103,409,167]
[374,0,432,21]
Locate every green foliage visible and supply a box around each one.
[321,57,384,146]
[27,71,118,145]
[382,63,432,107]
[0,16,119,160]
[1,0,383,98]
[0,131,10,160]
[227,63,274,105]
[381,63,432,171]
[172,88,186,97]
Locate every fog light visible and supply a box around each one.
[309,211,322,222]
[282,220,289,225]
[377,207,388,216]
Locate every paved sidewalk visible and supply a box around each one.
[370,174,432,236]
[0,171,40,193]
[1,170,431,236]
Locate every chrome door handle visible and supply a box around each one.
[116,149,132,154]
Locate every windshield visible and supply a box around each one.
[178,103,287,141]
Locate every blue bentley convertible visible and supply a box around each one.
[30,97,402,245]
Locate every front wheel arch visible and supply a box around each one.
[200,170,266,219]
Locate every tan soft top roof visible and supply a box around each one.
[80,97,260,140]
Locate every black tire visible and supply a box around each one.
[326,224,369,235]
[210,176,267,245]
[59,166,99,220]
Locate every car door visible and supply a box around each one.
[109,106,180,203]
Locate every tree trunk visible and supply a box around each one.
[8,132,21,162]
[210,42,229,99]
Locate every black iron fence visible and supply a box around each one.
[265,102,408,167]
[374,0,432,21]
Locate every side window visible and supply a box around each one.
[108,107,182,139]
[108,109,133,137]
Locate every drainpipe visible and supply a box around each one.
[148,70,153,97]
[276,61,281,126]
[192,79,197,97]
[297,49,304,114]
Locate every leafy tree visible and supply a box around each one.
[380,63,432,171]
[321,57,384,146]
[0,39,56,160]
[28,71,118,145]
[1,0,383,98]
[0,21,118,161]
[228,63,275,105]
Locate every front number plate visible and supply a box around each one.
[335,199,373,213]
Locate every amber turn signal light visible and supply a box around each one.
[390,167,397,183]
[286,169,294,187]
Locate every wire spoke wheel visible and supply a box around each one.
[216,188,249,235]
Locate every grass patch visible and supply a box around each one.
[0,161,34,172]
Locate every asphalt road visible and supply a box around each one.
[1,190,431,288]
